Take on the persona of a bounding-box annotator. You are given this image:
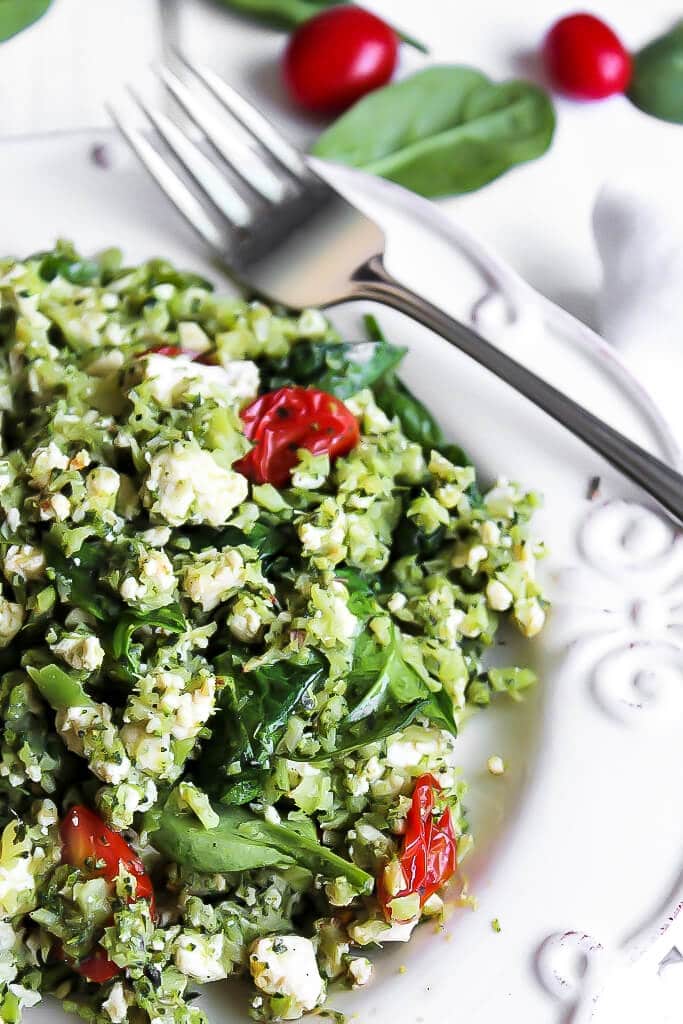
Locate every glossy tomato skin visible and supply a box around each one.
[378,773,457,922]
[236,386,360,487]
[61,805,155,982]
[543,13,632,99]
[283,6,398,114]
[61,805,154,905]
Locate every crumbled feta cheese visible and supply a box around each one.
[480,520,501,546]
[487,755,505,776]
[250,936,324,1020]
[385,726,456,771]
[484,479,518,519]
[3,545,45,581]
[228,599,263,642]
[86,466,120,508]
[0,595,23,647]
[486,579,513,612]
[29,442,68,487]
[101,982,128,1024]
[120,548,176,609]
[142,354,259,407]
[52,634,104,672]
[39,492,70,522]
[69,449,92,471]
[143,443,248,527]
[140,526,171,548]
[56,705,131,785]
[86,350,125,377]
[347,957,373,988]
[183,549,244,613]
[514,597,546,638]
[387,592,407,613]
[175,931,229,983]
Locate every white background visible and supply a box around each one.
[2,0,682,339]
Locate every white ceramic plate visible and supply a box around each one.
[9,131,681,1024]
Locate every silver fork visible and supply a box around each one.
[110,54,683,525]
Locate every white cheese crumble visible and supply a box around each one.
[142,353,259,408]
[347,957,373,988]
[486,579,513,611]
[143,443,248,528]
[51,634,105,672]
[175,931,229,983]
[101,982,128,1024]
[250,936,324,1020]
[3,545,45,581]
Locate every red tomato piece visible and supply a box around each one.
[142,345,197,359]
[282,5,398,114]
[236,386,360,487]
[61,805,156,983]
[77,947,123,984]
[543,13,632,100]
[379,774,457,922]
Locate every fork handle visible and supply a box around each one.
[352,254,683,525]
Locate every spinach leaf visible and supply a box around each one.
[628,22,683,123]
[214,0,427,52]
[292,699,429,762]
[313,66,555,197]
[150,794,374,892]
[112,604,187,676]
[0,0,52,43]
[374,372,444,449]
[184,521,289,570]
[262,339,405,399]
[197,652,326,801]
[38,253,100,285]
[345,626,457,736]
[44,540,120,622]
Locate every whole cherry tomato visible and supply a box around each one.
[61,805,155,982]
[378,774,457,922]
[282,6,398,114]
[236,386,360,487]
[543,13,632,100]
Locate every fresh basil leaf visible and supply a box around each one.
[112,604,187,675]
[0,0,52,42]
[214,0,427,52]
[151,794,374,892]
[313,66,555,197]
[197,652,326,798]
[628,22,683,123]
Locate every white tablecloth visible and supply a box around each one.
[1,0,681,432]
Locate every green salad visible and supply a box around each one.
[0,242,546,1023]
